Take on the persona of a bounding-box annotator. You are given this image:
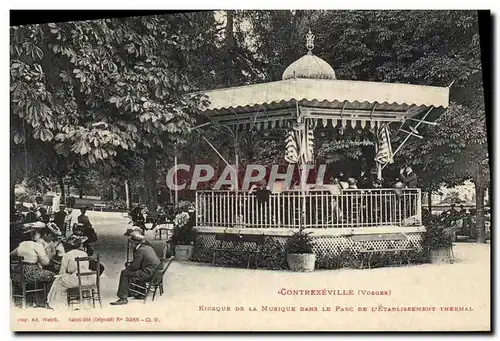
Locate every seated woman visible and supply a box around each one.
[47,235,96,310]
[10,224,55,286]
[51,240,66,273]
[38,224,63,262]
[40,224,65,273]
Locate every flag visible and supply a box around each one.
[284,121,315,164]
[302,124,315,163]
[375,124,394,165]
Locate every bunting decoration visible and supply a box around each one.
[302,123,315,163]
[285,130,299,164]
[375,124,394,165]
[284,120,315,164]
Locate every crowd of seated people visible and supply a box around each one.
[10,205,104,310]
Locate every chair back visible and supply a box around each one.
[151,256,174,285]
[75,254,100,304]
[10,255,25,287]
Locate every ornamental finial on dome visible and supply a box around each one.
[306,29,314,55]
[281,29,336,80]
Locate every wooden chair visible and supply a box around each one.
[129,256,174,303]
[10,257,48,308]
[154,221,174,240]
[67,255,102,309]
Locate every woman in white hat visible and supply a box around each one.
[47,235,95,310]
[10,223,55,286]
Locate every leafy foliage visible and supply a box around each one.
[202,10,487,187]
[171,212,197,245]
[422,223,455,249]
[10,14,226,209]
[11,18,202,164]
[284,230,315,254]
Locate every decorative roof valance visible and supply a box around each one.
[201,78,449,113]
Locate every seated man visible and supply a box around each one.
[110,232,160,305]
[54,205,67,236]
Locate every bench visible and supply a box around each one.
[352,233,415,269]
[93,204,106,212]
[212,233,266,269]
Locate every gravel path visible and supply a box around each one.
[11,211,491,331]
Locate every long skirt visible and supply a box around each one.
[10,263,55,285]
[47,274,96,310]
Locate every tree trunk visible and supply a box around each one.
[427,191,432,215]
[58,176,66,203]
[226,11,234,50]
[10,179,16,215]
[225,11,235,85]
[78,188,83,199]
[247,134,254,160]
[144,149,158,211]
[475,180,486,243]
[125,180,130,210]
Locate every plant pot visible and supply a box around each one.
[429,246,453,264]
[286,253,316,272]
[174,245,193,261]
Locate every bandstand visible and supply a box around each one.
[190,31,450,267]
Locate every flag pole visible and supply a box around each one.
[375,139,382,181]
[124,180,130,210]
[174,146,178,206]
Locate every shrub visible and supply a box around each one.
[171,212,197,245]
[316,249,359,269]
[255,238,288,270]
[284,229,315,254]
[422,223,454,250]
[104,200,127,212]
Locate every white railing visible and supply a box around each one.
[195,188,422,229]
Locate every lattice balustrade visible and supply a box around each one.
[191,232,423,266]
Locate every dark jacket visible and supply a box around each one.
[25,211,37,223]
[127,243,161,278]
[54,211,67,230]
[82,226,98,244]
[401,172,418,188]
[78,214,92,228]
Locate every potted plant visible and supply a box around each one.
[285,227,316,272]
[171,210,197,261]
[422,220,454,264]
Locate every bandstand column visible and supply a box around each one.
[234,129,240,221]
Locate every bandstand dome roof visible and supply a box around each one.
[282,54,336,80]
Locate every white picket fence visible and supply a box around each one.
[195,188,422,229]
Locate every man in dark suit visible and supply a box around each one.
[76,207,98,255]
[400,166,418,188]
[53,205,67,235]
[77,207,92,228]
[110,232,161,305]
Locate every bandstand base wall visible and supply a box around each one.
[191,226,427,270]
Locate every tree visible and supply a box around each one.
[10,14,221,210]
